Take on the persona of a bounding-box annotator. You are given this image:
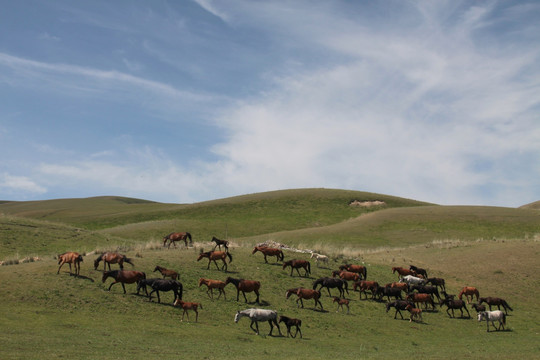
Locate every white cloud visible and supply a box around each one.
[0,174,47,195]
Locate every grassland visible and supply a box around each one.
[0,188,539,359]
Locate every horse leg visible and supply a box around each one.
[213,260,220,270]
[297,326,303,339]
[242,291,249,303]
[254,289,260,304]
[297,298,304,308]
[108,281,117,291]
[263,255,268,263]
[206,259,211,270]
[250,320,259,335]
[121,282,127,294]
[194,308,198,322]
[57,261,64,274]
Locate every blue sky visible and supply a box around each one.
[1,0,539,207]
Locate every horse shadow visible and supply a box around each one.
[67,273,95,282]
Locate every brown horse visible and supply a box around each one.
[294,288,323,310]
[252,246,284,263]
[94,252,133,271]
[279,315,302,338]
[57,252,83,276]
[198,278,227,300]
[440,297,470,318]
[225,277,261,303]
[283,259,311,277]
[174,299,202,322]
[154,265,179,280]
[339,264,367,279]
[332,296,350,313]
[458,286,480,304]
[332,270,360,282]
[479,297,513,314]
[102,270,146,294]
[406,304,423,323]
[163,232,192,248]
[197,251,233,271]
[392,266,415,278]
[386,282,409,294]
[285,287,302,299]
[406,293,435,310]
[353,280,379,300]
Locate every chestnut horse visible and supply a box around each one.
[353,280,379,300]
[57,252,83,276]
[198,278,227,300]
[282,259,311,277]
[163,232,192,248]
[153,265,179,280]
[458,286,479,304]
[392,266,415,278]
[332,270,360,282]
[406,304,423,323]
[197,251,233,271]
[333,296,350,313]
[339,264,367,279]
[293,288,323,310]
[174,299,202,322]
[479,297,513,314]
[406,293,435,310]
[225,277,261,303]
[279,315,302,338]
[94,252,133,271]
[252,246,284,263]
[102,270,146,294]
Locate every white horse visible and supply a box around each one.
[399,275,426,286]
[310,252,329,267]
[234,308,282,336]
[477,310,506,332]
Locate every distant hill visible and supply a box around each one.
[520,200,540,210]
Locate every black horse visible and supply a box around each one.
[426,277,446,292]
[211,236,229,251]
[440,298,470,318]
[136,278,160,296]
[409,265,428,278]
[375,286,403,302]
[148,279,183,304]
[279,315,302,338]
[386,300,414,319]
[410,284,441,302]
[313,277,349,297]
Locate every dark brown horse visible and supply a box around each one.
[154,265,179,280]
[211,236,229,251]
[57,252,83,276]
[163,232,192,248]
[426,277,446,292]
[225,277,261,303]
[440,297,471,318]
[174,299,202,322]
[279,315,302,338]
[198,278,227,300]
[282,259,311,277]
[386,300,414,320]
[102,270,146,294]
[197,251,233,271]
[293,288,323,310]
[252,246,284,263]
[339,264,367,279]
[94,252,134,271]
[409,265,428,278]
[313,277,349,298]
[479,297,513,314]
[458,286,479,304]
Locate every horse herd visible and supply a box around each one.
[56,234,513,335]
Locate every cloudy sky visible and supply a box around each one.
[1,1,539,206]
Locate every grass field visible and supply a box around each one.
[0,189,539,359]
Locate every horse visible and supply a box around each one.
[57,252,83,276]
[426,277,446,292]
[94,252,134,271]
[211,236,229,251]
[174,299,202,322]
[406,293,435,310]
[332,270,361,282]
[339,264,367,279]
[479,297,513,314]
[409,265,428,278]
[197,251,233,271]
[102,270,146,294]
[313,277,349,298]
[148,279,183,304]
[472,303,486,313]
[353,280,379,300]
[410,284,441,302]
[333,297,350,314]
[234,308,282,336]
[198,278,227,300]
[136,278,160,296]
[440,298,471,318]
[478,310,506,332]
[293,288,323,310]
[252,246,284,263]
[279,315,302,338]
[386,282,409,294]
[399,275,426,286]
[283,259,311,277]
[392,266,415,278]
[386,300,414,320]
[406,304,423,323]
[225,277,261,303]
[375,285,403,302]
[310,252,329,267]
[163,232,192,248]
[458,286,479,304]
[285,287,302,299]
[153,265,179,280]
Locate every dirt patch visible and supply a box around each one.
[349,200,386,207]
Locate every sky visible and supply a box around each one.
[0,0,539,207]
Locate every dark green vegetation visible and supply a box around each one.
[1,188,539,359]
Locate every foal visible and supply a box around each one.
[174,299,202,322]
[198,278,227,300]
[332,296,350,314]
[279,315,303,338]
[154,265,179,280]
[406,304,423,323]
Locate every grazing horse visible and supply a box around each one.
[57,252,83,276]
[153,265,179,280]
[198,278,227,300]
[313,277,349,297]
[197,251,233,271]
[392,266,415,278]
[406,293,435,310]
[163,232,192,248]
[410,284,441,302]
[148,279,183,304]
[211,236,229,251]
[354,280,379,300]
[235,308,282,336]
[409,265,428,278]
[225,277,261,303]
[386,300,414,320]
[102,270,146,294]
[332,270,361,282]
[293,288,323,310]
[426,277,446,292]
[399,275,426,286]
[174,299,202,322]
[406,304,423,323]
[375,285,403,302]
[252,246,284,263]
[283,259,311,277]
[333,297,350,314]
[458,287,479,304]
[479,297,513,314]
[339,264,367,280]
[310,252,329,267]
[478,310,506,332]
[279,315,302,338]
[94,252,133,271]
[440,298,471,318]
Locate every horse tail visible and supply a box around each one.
[177,281,184,300]
[458,290,464,300]
[186,232,193,244]
[363,267,367,279]
[279,250,284,261]
[124,256,134,266]
[199,302,203,310]
[502,312,506,325]
[226,252,233,263]
[502,300,513,311]
[307,262,311,274]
